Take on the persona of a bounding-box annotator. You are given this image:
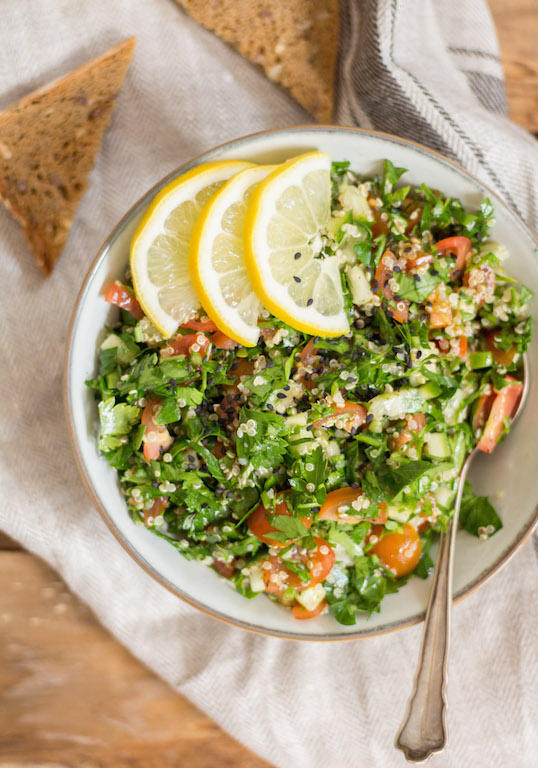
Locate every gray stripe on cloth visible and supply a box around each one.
[336,0,458,159]
[464,71,509,115]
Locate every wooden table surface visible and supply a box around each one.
[1,3,537,766]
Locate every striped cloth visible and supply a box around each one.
[0,2,537,767]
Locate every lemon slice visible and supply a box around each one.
[244,152,349,337]
[189,165,277,347]
[130,160,253,338]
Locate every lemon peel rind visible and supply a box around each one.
[243,152,350,337]
[130,160,254,338]
[189,165,277,347]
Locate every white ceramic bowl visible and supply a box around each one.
[65,126,538,640]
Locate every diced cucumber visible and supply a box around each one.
[247,563,265,593]
[386,502,417,524]
[338,184,373,220]
[423,432,451,458]
[469,351,493,369]
[100,333,136,364]
[326,211,352,240]
[346,264,375,305]
[433,484,455,509]
[367,388,425,432]
[418,381,442,400]
[295,583,326,612]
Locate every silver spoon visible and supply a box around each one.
[395,357,529,763]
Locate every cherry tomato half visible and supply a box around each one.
[141,397,173,462]
[485,329,516,366]
[477,378,522,453]
[180,318,218,332]
[368,523,421,577]
[313,402,367,433]
[318,487,386,524]
[160,333,212,360]
[292,599,328,620]
[247,493,312,547]
[212,331,240,350]
[262,537,335,594]
[388,413,426,451]
[374,252,409,323]
[104,281,144,320]
[435,236,471,279]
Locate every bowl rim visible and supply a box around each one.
[64,124,538,641]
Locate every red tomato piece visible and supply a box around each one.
[463,263,495,309]
[405,252,434,271]
[160,333,211,360]
[292,599,328,620]
[318,487,387,524]
[300,338,319,366]
[181,318,219,332]
[104,281,144,320]
[435,236,471,279]
[262,536,335,594]
[388,412,426,451]
[368,523,421,577]
[472,392,495,435]
[426,284,452,328]
[457,335,468,359]
[212,559,236,579]
[367,194,390,238]
[477,378,523,453]
[247,493,312,547]
[143,496,168,526]
[313,401,367,433]
[374,252,409,324]
[212,331,240,350]
[485,329,516,366]
[141,397,173,462]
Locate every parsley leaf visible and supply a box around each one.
[395,271,442,303]
[459,482,502,537]
[98,398,140,453]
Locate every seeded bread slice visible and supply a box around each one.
[173,0,339,123]
[0,37,136,275]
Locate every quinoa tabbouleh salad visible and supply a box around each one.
[87,154,531,624]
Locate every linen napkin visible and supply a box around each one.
[1,1,537,766]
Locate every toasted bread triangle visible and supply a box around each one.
[0,37,136,275]
[173,1,338,123]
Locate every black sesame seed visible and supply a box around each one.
[187,463,197,471]
[307,298,314,307]
[452,269,462,279]
[431,269,439,276]
[294,354,302,363]
[306,424,314,432]
[381,300,387,310]
[293,275,301,283]
[266,360,275,368]
[277,392,286,399]
[294,252,302,259]
[386,309,394,319]
[365,413,374,423]
[416,350,422,359]
[283,385,290,391]
[351,482,360,489]
[234,393,242,401]
[371,279,379,291]
[215,364,223,372]
[385,450,391,458]
[226,406,236,415]
[403,246,413,254]
[383,279,390,288]
[226,393,233,403]
[393,265,402,273]
[201,503,209,509]
[152,481,160,488]
[188,454,196,462]
[267,403,274,410]
[413,274,421,282]
[230,361,239,371]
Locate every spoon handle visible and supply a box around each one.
[395,451,474,763]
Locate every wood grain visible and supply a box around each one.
[489,0,538,131]
[0,552,271,767]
